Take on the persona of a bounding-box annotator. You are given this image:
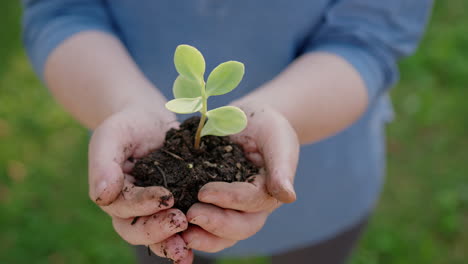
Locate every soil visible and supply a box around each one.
[131,116,259,213]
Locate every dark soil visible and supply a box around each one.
[131,116,259,213]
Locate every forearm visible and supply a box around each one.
[237,52,369,145]
[44,31,173,130]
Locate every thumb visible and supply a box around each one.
[260,115,299,204]
[267,172,296,204]
[88,122,130,206]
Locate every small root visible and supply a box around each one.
[162,149,184,161]
[203,161,218,168]
[179,191,186,202]
[155,165,168,188]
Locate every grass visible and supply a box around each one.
[1,1,467,263]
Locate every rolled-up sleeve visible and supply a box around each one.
[22,0,117,78]
[303,0,433,102]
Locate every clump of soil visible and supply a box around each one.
[131,116,259,213]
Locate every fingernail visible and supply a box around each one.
[283,180,297,202]
[95,180,108,200]
[198,191,212,203]
[171,213,189,231]
[189,215,208,225]
[187,239,200,249]
[285,180,295,194]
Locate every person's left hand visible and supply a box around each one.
[180,102,300,255]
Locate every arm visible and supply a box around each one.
[238,0,434,145]
[22,1,191,262]
[22,0,171,129]
[238,52,368,144]
[44,31,172,130]
[185,0,434,255]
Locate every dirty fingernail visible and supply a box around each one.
[95,180,108,201]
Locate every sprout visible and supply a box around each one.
[165,45,247,149]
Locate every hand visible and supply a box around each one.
[180,103,299,255]
[88,105,194,263]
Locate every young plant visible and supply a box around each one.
[165,44,247,149]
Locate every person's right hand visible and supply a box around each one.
[88,105,194,263]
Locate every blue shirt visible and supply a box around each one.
[22,0,433,257]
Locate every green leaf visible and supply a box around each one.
[174,44,205,81]
[206,61,244,96]
[165,97,203,114]
[173,75,202,98]
[201,106,247,137]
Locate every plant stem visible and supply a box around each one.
[194,112,206,149]
[194,81,208,149]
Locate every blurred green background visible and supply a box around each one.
[1,1,467,264]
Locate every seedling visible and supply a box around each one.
[165,44,247,149]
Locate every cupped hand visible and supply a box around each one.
[88,105,193,263]
[181,102,300,254]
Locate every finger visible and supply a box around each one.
[230,134,264,167]
[198,175,278,213]
[257,112,299,203]
[245,152,264,167]
[88,106,181,207]
[178,249,194,264]
[123,159,135,173]
[101,176,174,218]
[182,225,237,253]
[112,209,187,245]
[88,120,136,206]
[230,108,298,204]
[187,203,268,240]
[149,234,192,262]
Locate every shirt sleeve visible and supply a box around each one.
[302,0,434,102]
[21,0,117,78]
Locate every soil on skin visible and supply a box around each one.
[131,116,259,213]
